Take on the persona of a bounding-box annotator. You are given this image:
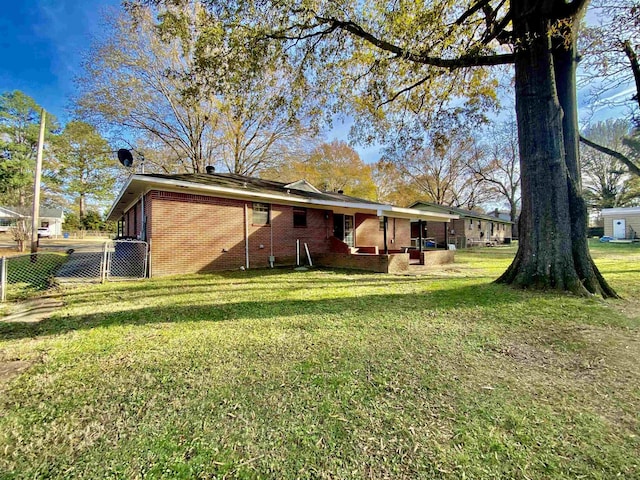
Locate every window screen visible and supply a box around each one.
[293,207,307,227]
[253,203,270,225]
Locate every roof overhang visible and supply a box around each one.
[0,207,24,218]
[107,175,459,223]
[601,207,640,216]
[410,202,513,224]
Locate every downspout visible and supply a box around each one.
[444,222,448,248]
[140,193,145,241]
[269,220,275,268]
[418,219,424,266]
[269,209,274,268]
[244,203,250,269]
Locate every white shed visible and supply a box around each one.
[602,207,640,240]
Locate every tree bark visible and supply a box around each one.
[508,197,518,225]
[79,195,86,219]
[496,0,618,298]
[622,40,640,108]
[552,13,618,298]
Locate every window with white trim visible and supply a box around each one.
[253,203,270,225]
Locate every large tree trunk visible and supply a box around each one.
[552,12,618,298]
[79,195,86,219]
[508,195,518,224]
[496,1,618,298]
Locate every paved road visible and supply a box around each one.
[0,235,112,252]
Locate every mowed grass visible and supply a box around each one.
[0,241,639,479]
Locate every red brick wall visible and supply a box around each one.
[425,221,447,243]
[147,191,334,276]
[314,252,409,273]
[122,195,150,240]
[393,218,411,247]
[144,193,152,241]
[355,214,411,249]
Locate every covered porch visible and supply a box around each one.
[317,206,458,273]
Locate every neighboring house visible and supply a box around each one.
[0,207,22,232]
[409,201,513,248]
[602,207,640,240]
[106,172,458,276]
[0,206,64,236]
[488,208,519,239]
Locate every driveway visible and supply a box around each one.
[54,244,109,282]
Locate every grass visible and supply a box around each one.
[0,240,639,479]
[3,252,68,301]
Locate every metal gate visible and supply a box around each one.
[107,240,149,280]
[1,240,149,302]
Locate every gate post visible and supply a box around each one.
[0,256,6,302]
[100,242,108,283]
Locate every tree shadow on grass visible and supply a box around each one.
[0,283,522,341]
[58,268,481,308]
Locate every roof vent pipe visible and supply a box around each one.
[337,189,344,194]
[205,165,216,174]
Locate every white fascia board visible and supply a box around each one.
[601,207,640,216]
[106,175,135,220]
[376,206,458,222]
[108,175,458,223]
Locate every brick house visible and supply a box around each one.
[106,172,457,276]
[410,201,513,248]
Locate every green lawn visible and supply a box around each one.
[4,252,68,301]
[1,241,639,479]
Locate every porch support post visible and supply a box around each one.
[244,203,250,269]
[383,216,388,254]
[1,256,6,303]
[418,220,424,252]
[444,222,448,249]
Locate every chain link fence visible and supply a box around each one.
[1,240,148,302]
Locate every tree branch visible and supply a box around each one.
[453,0,494,26]
[580,135,640,176]
[622,40,640,108]
[547,0,590,20]
[316,17,514,68]
[378,74,433,107]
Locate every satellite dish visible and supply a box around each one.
[117,149,134,167]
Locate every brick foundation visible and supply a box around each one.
[421,250,455,265]
[314,253,409,273]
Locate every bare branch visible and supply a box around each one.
[580,134,640,176]
[453,0,494,26]
[623,40,640,108]
[378,74,433,108]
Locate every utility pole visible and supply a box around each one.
[30,108,46,253]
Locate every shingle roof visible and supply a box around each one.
[107,172,461,223]
[140,172,385,205]
[1,206,64,218]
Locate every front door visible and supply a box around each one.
[613,219,626,239]
[333,214,355,247]
[344,215,354,247]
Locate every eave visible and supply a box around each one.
[107,175,459,223]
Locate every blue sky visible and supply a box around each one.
[0,0,119,124]
[0,1,632,164]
